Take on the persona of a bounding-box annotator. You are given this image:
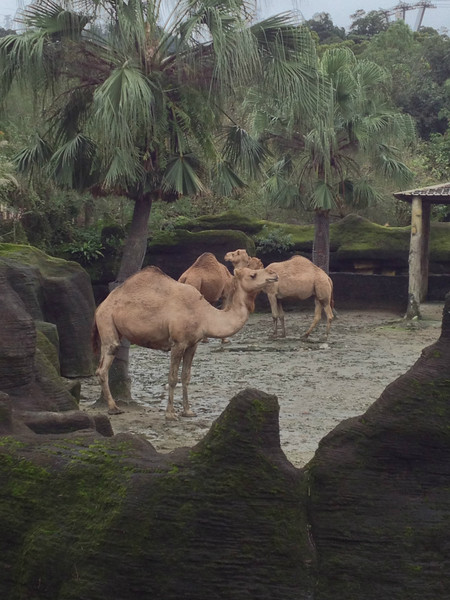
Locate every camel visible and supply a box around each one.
[224,249,264,271]
[178,252,233,304]
[178,252,234,343]
[264,256,334,340]
[92,265,278,419]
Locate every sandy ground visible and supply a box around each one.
[79,302,444,468]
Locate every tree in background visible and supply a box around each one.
[0,0,319,404]
[303,12,346,45]
[348,10,388,42]
[258,47,415,272]
[361,21,449,139]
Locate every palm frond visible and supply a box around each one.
[92,62,155,149]
[221,125,268,178]
[21,0,91,38]
[13,135,53,174]
[214,161,245,196]
[310,180,335,211]
[162,154,205,195]
[103,147,145,191]
[48,133,96,188]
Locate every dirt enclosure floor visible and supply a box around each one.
[80,302,444,468]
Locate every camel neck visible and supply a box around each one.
[203,287,251,339]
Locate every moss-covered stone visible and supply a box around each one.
[306,292,450,599]
[173,210,265,234]
[0,391,315,600]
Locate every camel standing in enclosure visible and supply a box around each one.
[265,256,334,339]
[178,252,233,304]
[226,249,334,339]
[178,252,234,342]
[92,265,278,419]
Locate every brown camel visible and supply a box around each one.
[92,265,278,419]
[178,252,234,343]
[264,256,334,340]
[224,249,264,271]
[178,252,233,304]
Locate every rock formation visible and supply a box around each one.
[0,244,100,434]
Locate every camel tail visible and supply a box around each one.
[91,319,100,355]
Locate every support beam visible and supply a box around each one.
[420,201,431,301]
[406,195,430,319]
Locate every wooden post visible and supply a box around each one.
[420,201,431,302]
[406,195,424,319]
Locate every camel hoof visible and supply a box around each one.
[182,410,196,418]
[165,412,178,422]
[108,407,124,415]
[221,338,230,344]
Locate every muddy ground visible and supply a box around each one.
[79,302,444,468]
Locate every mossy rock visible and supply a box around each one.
[173,210,265,234]
[35,324,60,374]
[0,243,80,275]
[0,244,96,377]
[0,390,314,600]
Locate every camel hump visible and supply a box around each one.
[191,252,219,268]
[141,265,169,277]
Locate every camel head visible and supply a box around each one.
[234,267,278,292]
[228,267,277,313]
[224,249,251,269]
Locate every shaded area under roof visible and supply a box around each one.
[394,182,450,203]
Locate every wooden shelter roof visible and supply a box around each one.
[393,182,450,203]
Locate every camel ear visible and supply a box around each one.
[234,267,243,278]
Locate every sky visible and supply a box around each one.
[1,0,449,33]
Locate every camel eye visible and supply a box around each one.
[250,273,256,279]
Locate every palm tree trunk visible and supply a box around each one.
[98,194,153,406]
[312,209,330,273]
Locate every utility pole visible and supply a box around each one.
[413,1,436,31]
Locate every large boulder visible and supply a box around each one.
[0,244,104,435]
[0,244,96,377]
[0,388,314,600]
[307,291,450,598]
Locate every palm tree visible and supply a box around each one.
[0,0,319,402]
[261,46,416,272]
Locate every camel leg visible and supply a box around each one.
[278,299,286,337]
[96,344,124,415]
[323,302,334,339]
[302,298,323,339]
[268,293,281,338]
[166,345,184,421]
[180,344,198,417]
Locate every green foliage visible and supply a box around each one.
[361,22,449,139]
[348,10,389,41]
[255,225,294,256]
[304,13,346,44]
[63,231,104,266]
[421,131,450,181]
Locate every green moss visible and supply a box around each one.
[0,438,134,598]
[0,243,83,276]
[149,228,254,252]
[36,329,60,374]
[173,210,265,234]
[330,215,411,261]
[429,223,450,261]
[256,220,314,251]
